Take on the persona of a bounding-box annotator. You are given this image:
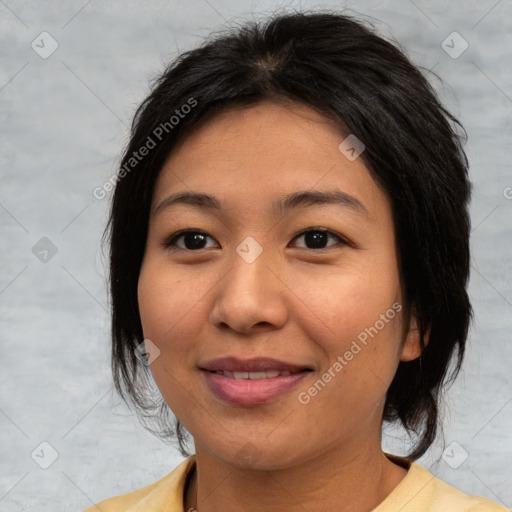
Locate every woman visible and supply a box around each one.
[83,10,508,512]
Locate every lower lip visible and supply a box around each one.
[201,370,311,406]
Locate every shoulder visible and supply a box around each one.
[377,458,509,512]
[80,456,196,512]
[422,470,509,512]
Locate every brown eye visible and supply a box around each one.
[291,228,347,250]
[164,230,218,251]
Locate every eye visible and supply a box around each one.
[164,230,219,251]
[163,227,349,252]
[290,228,348,250]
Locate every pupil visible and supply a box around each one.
[306,230,327,249]
[185,232,206,250]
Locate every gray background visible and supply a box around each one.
[1,0,511,510]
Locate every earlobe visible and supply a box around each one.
[400,317,429,362]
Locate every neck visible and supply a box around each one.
[184,439,408,512]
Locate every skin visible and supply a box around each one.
[137,100,424,512]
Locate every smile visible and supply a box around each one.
[208,370,297,379]
[201,368,311,406]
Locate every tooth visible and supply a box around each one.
[222,370,295,379]
[248,371,267,379]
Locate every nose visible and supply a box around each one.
[209,246,288,334]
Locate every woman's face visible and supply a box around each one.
[137,100,421,469]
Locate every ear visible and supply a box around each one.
[400,316,429,362]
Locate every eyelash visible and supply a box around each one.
[163,228,350,252]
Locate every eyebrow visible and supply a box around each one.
[153,189,369,218]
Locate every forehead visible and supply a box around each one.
[152,100,389,224]
[163,100,344,170]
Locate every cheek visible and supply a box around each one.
[137,264,194,392]
[137,260,221,376]
[137,263,202,416]
[290,257,403,388]
[138,262,196,341]
[295,275,402,429]
[293,261,402,342]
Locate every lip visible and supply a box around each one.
[198,356,312,373]
[201,369,311,406]
[198,357,313,406]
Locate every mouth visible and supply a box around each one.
[198,357,314,406]
[198,356,313,374]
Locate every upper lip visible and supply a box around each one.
[199,357,312,373]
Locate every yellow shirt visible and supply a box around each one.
[82,454,509,511]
